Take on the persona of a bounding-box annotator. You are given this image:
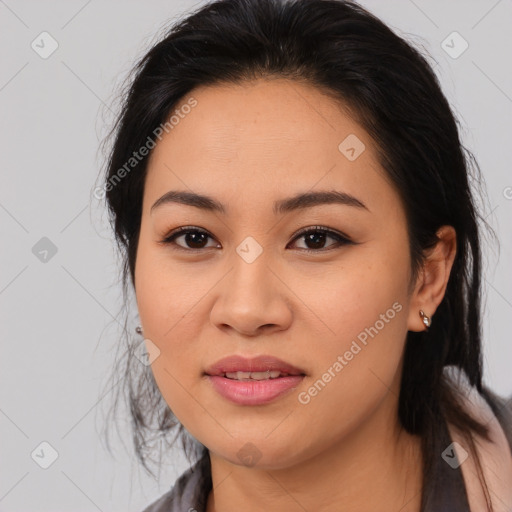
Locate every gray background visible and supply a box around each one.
[1,0,511,510]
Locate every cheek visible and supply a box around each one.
[312,242,411,343]
[290,292,409,458]
[134,237,205,340]
[296,244,411,414]
[134,242,218,425]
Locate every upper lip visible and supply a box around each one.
[205,355,306,376]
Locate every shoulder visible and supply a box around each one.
[446,378,512,512]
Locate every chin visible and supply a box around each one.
[208,435,307,470]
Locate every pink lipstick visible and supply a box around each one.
[204,355,306,405]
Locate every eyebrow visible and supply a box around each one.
[150,189,369,215]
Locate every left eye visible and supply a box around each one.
[289,227,351,251]
[160,226,352,252]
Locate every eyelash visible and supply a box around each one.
[159,225,354,253]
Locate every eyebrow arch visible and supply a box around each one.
[274,190,369,215]
[150,189,369,215]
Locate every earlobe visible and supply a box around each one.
[407,226,457,332]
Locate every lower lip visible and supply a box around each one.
[206,375,304,405]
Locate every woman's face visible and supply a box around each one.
[135,78,422,469]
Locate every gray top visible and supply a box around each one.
[142,390,512,512]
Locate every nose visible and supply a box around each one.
[210,250,293,337]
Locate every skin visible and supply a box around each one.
[134,78,457,512]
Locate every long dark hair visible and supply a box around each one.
[99,0,502,507]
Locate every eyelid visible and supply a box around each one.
[159,225,354,251]
[159,225,219,249]
[289,225,352,244]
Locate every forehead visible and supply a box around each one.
[151,78,362,165]
[144,78,399,217]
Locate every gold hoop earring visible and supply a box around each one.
[419,310,431,330]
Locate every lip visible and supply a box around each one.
[205,355,305,376]
[204,355,306,406]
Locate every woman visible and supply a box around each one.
[101,0,512,510]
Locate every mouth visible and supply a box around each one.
[204,355,306,405]
[205,354,306,376]
[221,370,296,380]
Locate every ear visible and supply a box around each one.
[407,226,457,332]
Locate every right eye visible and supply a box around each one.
[159,226,220,251]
